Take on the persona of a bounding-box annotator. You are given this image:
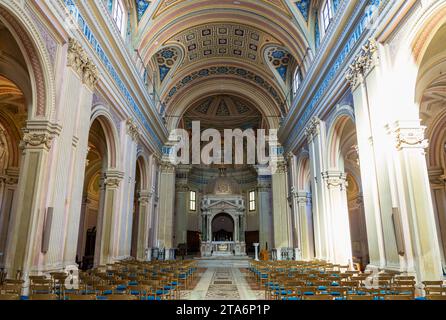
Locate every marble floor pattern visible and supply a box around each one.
[182,268,265,300]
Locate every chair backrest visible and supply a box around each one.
[30,294,59,300]
[347,295,373,300]
[304,295,333,300]
[66,294,97,300]
[105,294,138,300]
[0,294,20,300]
[384,295,412,300]
[427,294,446,300]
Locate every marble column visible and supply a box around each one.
[322,171,353,266]
[174,166,190,247]
[75,196,90,263]
[4,121,61,278]
[95,170,124,266]
[346,39,396,271]
[136,190,152,261]
[58,38,97,273]
[297,192,314,260]
[388,121,443,280]
[0,170,19,268]
[256,175,272,251]
[429,169,446,271]
[157,159,176,256]
[305,117,330,261]
[271,160,292,251]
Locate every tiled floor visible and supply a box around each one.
[182,267,265,300]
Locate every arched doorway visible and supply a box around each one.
[416,23,446,272]
[327,113,369,267]
[0,19,31,269]
[212,213,234,242]
[130,158,143,258]
[76,119,109,270]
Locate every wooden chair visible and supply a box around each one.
[66,294,97,300]
[30,294,59,300]
[384,295,412,300]
[0,294,20,300]
[303,294,333,300]
[347,295,373,300]
[427,294,446,300]
[105,294,138,300]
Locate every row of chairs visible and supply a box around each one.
[0,259,198,300]
[249,260,446,300]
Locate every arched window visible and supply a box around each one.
[112,0,127,37]
[293,68,301,97]
[321,0,333,33]
[189,191,197,211]
[249,190,256,211]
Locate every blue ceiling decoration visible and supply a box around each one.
[267,48,291,82]
[136,0,150,21]
[333,0,340,12]
[295,0,310,21]
[155,47,179,82]
[106,0,113,13]
[164,66,285,113]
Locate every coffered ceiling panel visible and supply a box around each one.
[167,23,282,69]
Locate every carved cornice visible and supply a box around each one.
[393,125,428,151]
[304,116,321,143]
[126,118,140,141]
[0,175,19,185]
[67,38,99,90]
[103,170,124,188]
[346,38,379,88]
[274,161,288,174]
[139,190,153,204]
[160,161,176,174]
[322,171,348,191]
[19,121,62,151]
[176,184,190,192]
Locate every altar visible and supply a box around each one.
[199,173,247,257]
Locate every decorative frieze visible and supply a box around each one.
[322,171,348,191]
[126,118,140,141]
[345,38,379,88]
[67,38,99,90]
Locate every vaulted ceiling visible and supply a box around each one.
[135,0,313,130]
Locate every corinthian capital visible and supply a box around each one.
[304,117,321,143]
[322,171,348,191]
[20,121,62,151]
[390,121,429,151]
[103,170,124,188]
[160,161,175,174]
[67,38,99,90]
[126,118,140,141]
[346,38,379,88]
[83,60,99,90]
